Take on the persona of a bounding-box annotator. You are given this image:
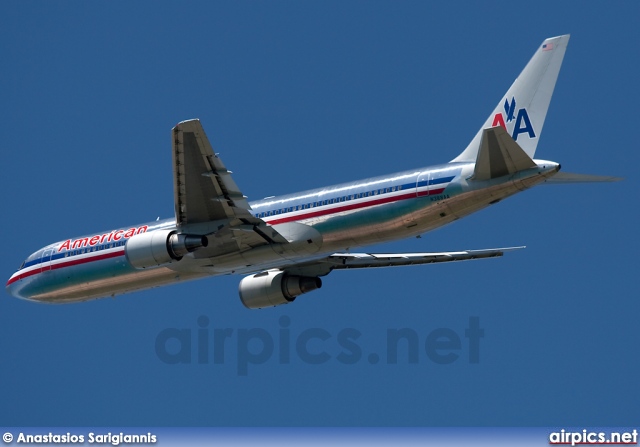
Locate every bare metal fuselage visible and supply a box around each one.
[6,159,558,303]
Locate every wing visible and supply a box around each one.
[172,119,288,251]
[285,247,524,277]
[172,119,252,224]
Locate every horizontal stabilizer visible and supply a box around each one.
[543,172,623,184]
[472,127,536,181]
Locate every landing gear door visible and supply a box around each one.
[416,171,430,197]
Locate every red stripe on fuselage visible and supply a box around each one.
[417,187,446,197]
[6,250,125,286]
[265,188,446,225]
[7,186,449,287]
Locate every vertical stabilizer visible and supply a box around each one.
[452,35,570,162]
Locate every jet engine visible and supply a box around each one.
[239,270,322,309]
[125,229,208,269]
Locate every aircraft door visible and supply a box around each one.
[416,171,431,197]
[40,249,53,273]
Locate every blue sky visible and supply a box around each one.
[1,1,639,427]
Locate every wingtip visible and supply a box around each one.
[542,34,571,46]
[174,118,201,128]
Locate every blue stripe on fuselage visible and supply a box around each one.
[250,174,457,218]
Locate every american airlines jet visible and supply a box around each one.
[6,35,619,308]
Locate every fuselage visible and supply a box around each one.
[6,159,559,303]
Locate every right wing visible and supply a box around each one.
[285,247,525,277]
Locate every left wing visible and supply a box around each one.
[286,247,524,277]
[173,119,252,225]
[172,119,289,251]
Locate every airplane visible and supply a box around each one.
[6,34,620,308]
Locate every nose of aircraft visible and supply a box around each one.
[6,278,16,298]
[6,274,18,298]
[6,270,25,300]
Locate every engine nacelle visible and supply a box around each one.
[125,229,208,269]
[239,270,322,309]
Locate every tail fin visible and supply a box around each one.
[452,35,570,163]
